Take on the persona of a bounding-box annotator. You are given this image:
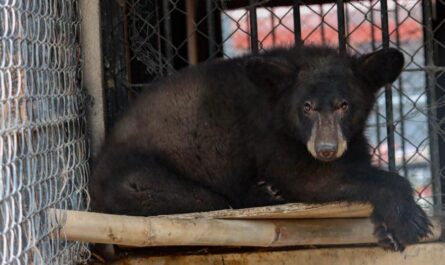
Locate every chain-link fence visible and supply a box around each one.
[1,0,444,264]
[101,0,445,216]
[0,0,89,264]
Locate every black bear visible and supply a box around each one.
[90,45,432,251]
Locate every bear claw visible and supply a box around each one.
[374,223,405,252]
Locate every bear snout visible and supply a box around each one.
[315,143,337,161]
[306,119,348,162]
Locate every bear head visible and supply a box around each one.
[245,46,404,162]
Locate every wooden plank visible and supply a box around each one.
[80,0,106,161]
[110,243,445,265]
[161,202,373,219]
[56,209,441,247]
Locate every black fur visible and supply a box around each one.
[90,45,431,251]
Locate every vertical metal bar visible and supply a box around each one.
[423,0,442,214]
[370,0,382,168]
[102,0,128,130]
[380,0,390,47]
[123,3,133,84]
[380,0,396,171]
[344,3,349,45]
[320,5,326,45]
[155,2,164,75]
[270,8,276,46]
[394,1,408,177]
[249,0,259,53]
[293,0,302,44]
[101,0,114,133]
[369,0,376,51]
[162,0,173,73]
[206,0,216,58]
[336,0,346,54]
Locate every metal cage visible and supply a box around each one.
[1,0,445,264]
[101,0,445,216]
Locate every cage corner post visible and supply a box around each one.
[80,0,106,161]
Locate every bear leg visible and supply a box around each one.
[286,167,433,251]
[90,151,231,216]
[336,168,432,251]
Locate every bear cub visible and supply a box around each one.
[90,45,432,251]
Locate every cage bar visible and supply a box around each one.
[293,1,302,44]
[393,1,408,177]
[249,0,259,53]
[424,0,444,214]
[162,0,174,73]
[380,0,396,171]
[206,0,217,58]
[336,0,347,54]
[369,0,383,168]
[320,5,327,45]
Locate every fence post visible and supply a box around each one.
[80,0,106,161]
[431,0,445,215]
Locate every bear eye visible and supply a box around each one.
[303,102,313,113]
[340,101,349,111]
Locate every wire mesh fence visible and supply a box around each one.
[1,0,444,264]
[0,0,89,264]
[101,0,445,216]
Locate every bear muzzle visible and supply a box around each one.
[315,143,337,161]
[306,114,348,162]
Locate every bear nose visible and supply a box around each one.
[316,144,337,161]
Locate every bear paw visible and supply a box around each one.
[374,223,404,251]
[373,202,433,251]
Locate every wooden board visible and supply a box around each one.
[158,202,373,219]
[111,243,445,265]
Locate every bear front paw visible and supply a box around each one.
[372,201,433,251]
[374,223,404,251]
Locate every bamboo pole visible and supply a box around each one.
[55,210,442,247]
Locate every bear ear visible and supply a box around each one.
[245,57,297,95]
[355,48,404,92]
